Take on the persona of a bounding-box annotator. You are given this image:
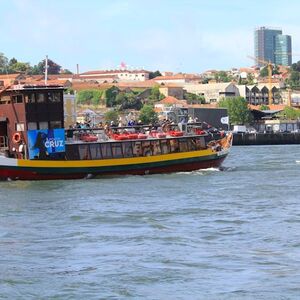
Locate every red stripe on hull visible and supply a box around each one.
[0,156,226,180]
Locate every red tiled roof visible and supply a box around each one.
[159,96,187,105]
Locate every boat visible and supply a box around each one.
[0,83,232,180]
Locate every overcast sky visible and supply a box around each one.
[1,0,300,73]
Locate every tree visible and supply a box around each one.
[149,70,162,79]
[105,86,120,107]
[31,58,61,75]
[214,71,233,83]
[259,105,270,111]
[276,106,300,120]
[0,52,8,74]
[218,96,252,125]
[9,62,31,73]
[147,85,164,104]
[104,110,119,124]
[184,92,205,104]
[76,89,104,106]
[139,105,158,124]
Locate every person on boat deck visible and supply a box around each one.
[66,125,74,141]
[128,119,135,126]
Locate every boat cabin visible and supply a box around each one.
[0,84,64,157]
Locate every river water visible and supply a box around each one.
[0,145,300,299]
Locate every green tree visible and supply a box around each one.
[139,105,158,124]
[9,62,31,73]
[105,86,120,107]
[276,106,300,120]
[149,70,162,79]
[184,92,205,104]
[76,89,104,106]
[218,96,252,125]
[148,85,164,104]
[259,104,270,111]
[104,110,119,124]
[260,66,269,77]
[214,71,232,82]
[0,52,8,74]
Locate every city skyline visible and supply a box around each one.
[1,0,300,73]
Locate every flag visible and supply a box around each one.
[221,116,229,124]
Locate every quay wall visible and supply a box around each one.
[233,132,300,145]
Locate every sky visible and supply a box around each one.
[1,0,300,74]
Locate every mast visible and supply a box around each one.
[45,55,48,85]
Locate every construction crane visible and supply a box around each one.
[247,55,273,105]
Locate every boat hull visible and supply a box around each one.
[0,149,228,180]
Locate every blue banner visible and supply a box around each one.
[27,129,65,159]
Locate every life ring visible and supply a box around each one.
[12,132,21,143]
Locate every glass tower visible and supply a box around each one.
[254,27,292,66]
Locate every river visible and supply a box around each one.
[0,145,300,299]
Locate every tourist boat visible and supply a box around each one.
[0,83,232,180]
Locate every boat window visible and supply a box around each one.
[160,139,170,154]
[12,95,23,103]
[15,123,25,132]
[187,138,197,151]
[48,91,61,103]
[179,138,188,152]
[78,144,91,160]
[151,140,161,156]
[122,142,133,158]
[101,143,112,159]
[25,93,36,103]
[27,122,38,130]
[133,141,142,156]
[65,144,80,160]
[195,136,206,149]
[89,144,102,159]
[111,142,123,158]
[37,93,46,103]
[50,121,62,129]
[0,96,11,104]
[170,139,180,153]
[142,141,152,156]
[39,122,49,130]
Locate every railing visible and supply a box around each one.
[0,135,8,148]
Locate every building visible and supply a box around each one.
[183,82,239,103]
[78,69,150,82]
[254,26,292,66]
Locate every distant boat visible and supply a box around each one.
[0,84,232,180]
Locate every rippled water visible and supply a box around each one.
[1,145,300,299]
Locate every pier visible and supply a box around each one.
[233,132,300,145]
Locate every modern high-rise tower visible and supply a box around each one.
[254,26,292,66]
